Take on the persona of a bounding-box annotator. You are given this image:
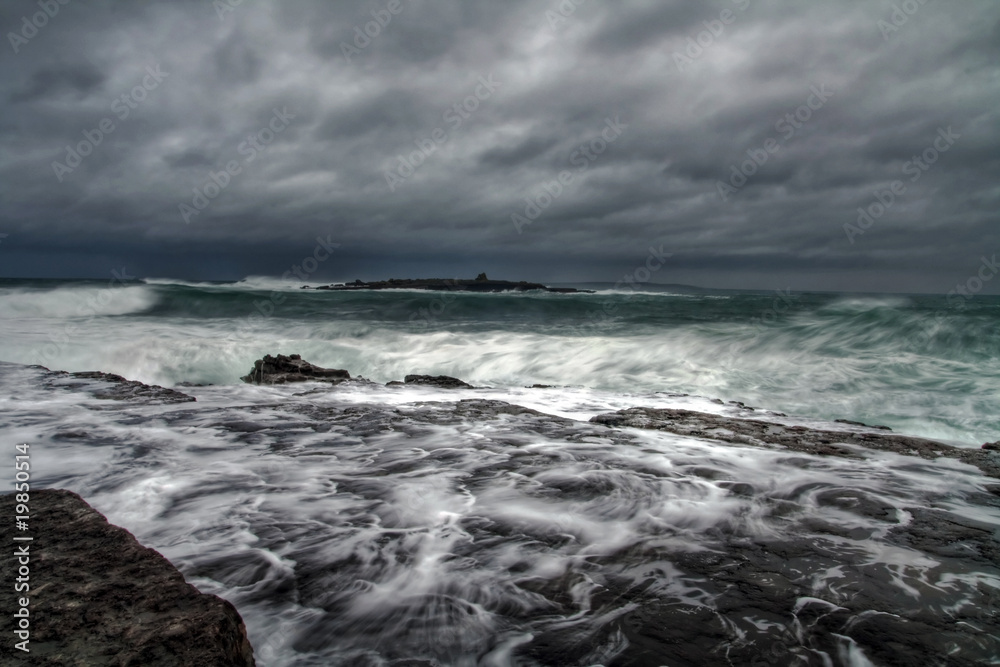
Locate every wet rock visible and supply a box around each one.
[888,507,1000,567]
[0,489,255,666]
[72,371,197,403]
[983,441,1000,451]
[402,374,473,389]
[836,418,892,430]
[591,406,1000,479]
[38,368,196,404]
[241,354,350,385]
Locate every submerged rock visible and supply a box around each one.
[241,354,351,385]
[591,406,1000,479]
[0,489,255,666]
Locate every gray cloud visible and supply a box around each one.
[0,0,998,293]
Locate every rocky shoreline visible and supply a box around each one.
[240,355,1000,477]
[592,406,1000,482]
[8,357,999,665]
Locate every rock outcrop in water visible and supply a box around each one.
[0,489,255,666]
[397,374,474,389]
[241,354,351,385]
[39,368,196,404]
[242,355,477,389]
[306,276,593,293]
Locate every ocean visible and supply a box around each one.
[1,277,998,665]
[2,277,998,446]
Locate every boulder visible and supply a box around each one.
[402,374,473,389]
[0,489,255,666]
[241,354,350,385]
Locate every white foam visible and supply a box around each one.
[1,364,998,665]
[0,284,156,319]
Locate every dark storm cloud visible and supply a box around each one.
[8,62,105,103]
[0,0,998,293]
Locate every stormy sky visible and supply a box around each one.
[0,0,997,292]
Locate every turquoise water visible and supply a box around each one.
[0,277,997,445]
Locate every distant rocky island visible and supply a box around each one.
[304,273,593,293]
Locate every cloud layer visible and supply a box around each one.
[1,0,998,292]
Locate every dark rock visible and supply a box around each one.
[403,374,473,389]
[451,398,552,419]
[888,506,1000,567]
[983,441,1000,451]
[0,489,255,666]
[835,418,892,431]
[241,354,350,385]
[41,369,196,404]
[311,277,594,293]
[591,406,1000,479]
